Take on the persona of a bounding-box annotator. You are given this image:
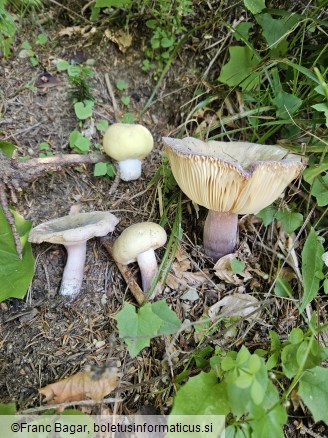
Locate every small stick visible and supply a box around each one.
[102,240,145,306]
[20,397,122,414]
[104,74,119,120]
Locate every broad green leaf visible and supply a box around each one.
[296,341,323,371]
[233,21,253,42]
[289,328,304,344]
[298,367,328,424]
[311,174,328,206]
[0,403,16,415]
[274,277,292,298]
[218,46,261,91]
[0,140,16,157]
[120,96,130,107]
[116,302,163,358]
[74,100,94,120]
[150,300,181,335]
[93,162,108,176]
[67,64,81,77]
[56,60,70,71]
[36,33,48,45]
[115,79,128,91]
[275,209,303,234]
[303,159,328,183]
[170,371,230,416]
[272,91,303,119]
[69,131,91,153]
[256,205,277,226]
[230,258,245,274]
[243,0,266,15]
[0,208,35,301]
[312,103,328,127]
[301,229,324,312]
[281,344,299,378]
[255,13,299,48]
[96,119,109,132]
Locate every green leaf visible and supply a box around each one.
[301,229,324,312]
[96,119,109,132]
[120,96,130,107]
[274,277,293,298]
[272,91,303,119]
[243,0,266,15]
[281,344,299,378]
[0,403,16,415]
[170,370,230,416]
[116,302,163,358]
[233,21,253,42]
[36,33,48,45]
[56,60,70,71]
[0,140,16,157]
[21,40,32,50]
[289,328,304,344]
[298,367,328,424]
[256,205,277,226]
[93,162,108,176]
[121,112,135,123]
[95,0,132,6]
[230,258,245,274]
[311,174,328,206]
[312,103,328,127]
[255,13,299,48]
[74,100,94,120]
[69,131,91,153]
[218,46,261,91]
[303,158,328,183]
[323,278,328,294]
[150,300,181,335]
[115,79,128,91]
[275,209,303,234]
[67,64,81,77]
[0,208,35,302]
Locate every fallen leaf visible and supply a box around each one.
[39,365,119,403]
[208,293,260,321]
[57,26,96,38]
[104,29,132,52]
[214,254,252,285]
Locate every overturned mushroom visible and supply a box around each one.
[163,137,305,261]
[112,222,167,293]
[28,212,119,298]
[103,123,154,181]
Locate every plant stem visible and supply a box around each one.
[203,210,238,261]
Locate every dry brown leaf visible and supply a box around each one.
[209,293,260,321]
[166,246,211,290]
[104,29,132,52]
[214,254,252,285]
[58,26,93,37]
[39,365,119,404]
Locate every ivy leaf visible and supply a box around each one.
[116,302,163,358]
[300,228,324,312]
[272,91,303,119]
[150,300,181,335]
[74,100,94,120]
[256,205,277,226]
[243,0,266,15]
[298,367,328,424]
[218,46,261,91]
[0,208,35,302]
[275,209,303,234]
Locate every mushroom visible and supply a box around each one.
[28,211,119,298]
[103,123,154,181]
[112,222,167,293]
[162,136,305,261]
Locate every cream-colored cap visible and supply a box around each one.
[103,123,153,161]
[163,137,305,214]
[28,212,119,245]
[112,222,167,265]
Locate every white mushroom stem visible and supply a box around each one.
[118,159,142,181]
[60,242,87,297]
[136,248,159,292]
[203,210,238,261]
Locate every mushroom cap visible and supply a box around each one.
[103,123,154,161]
[112,222,167,265]
[28,212,119,245]
[163,137,305,215]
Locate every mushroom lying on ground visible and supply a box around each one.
[103,123,154,181]
[163,137,305,261]
[28,211,119,298]
[112,222,167,293]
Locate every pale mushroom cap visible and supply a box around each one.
[28,212,119,245]
[112,222,167,265]
[163,137,305,215]
[103,123,154,161]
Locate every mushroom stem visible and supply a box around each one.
[137,248,159,292]
[60,242,87,297]
[118,159,142,181]
[203,210,238,261]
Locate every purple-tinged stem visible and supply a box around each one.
[203,210,238,261]
[60,242,87,298]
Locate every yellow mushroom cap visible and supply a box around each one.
[103,123,154,161]
[163,137,305,215]
[112,222,167,265]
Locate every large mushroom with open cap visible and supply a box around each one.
[112,222,167,293]
[103,123,154,181]
[163,137,305,261]
[29,211,119,298]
